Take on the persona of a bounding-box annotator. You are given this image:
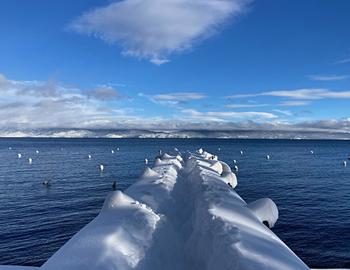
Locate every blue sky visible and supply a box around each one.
[0,0,350,132]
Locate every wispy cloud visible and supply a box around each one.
[227,88,350,100]
[308,74,348,81]
[182,109,277,122]
[226,100,311,108]
[273,109,292,116]
[141,92,206,105]
[278,100,311,106]
[335,56,350,64]
[69,0,249,64]
[225,103,270,109]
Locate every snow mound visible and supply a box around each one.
[247,198,279,228]
[194,158,223,175]
[101,190,136,211]
[210,161,223,174]
[140,167,161,179]
[161,153,175,159]
[176,154,183,163]
[127,164,178,212]
[220,161,232,173]
[201,151,214,160]
[160,153,184,163]
[221,171,238,188]
[41,191,160,270]
[154,157,182,170]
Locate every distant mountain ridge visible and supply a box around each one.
[1,128,350,140]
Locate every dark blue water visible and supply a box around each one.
[0,138,350,268]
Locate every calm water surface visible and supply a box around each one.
[0,138,350,268]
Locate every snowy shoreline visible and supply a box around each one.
[1,149,348,270]
[2,128,350,140]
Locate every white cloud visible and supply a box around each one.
[273,109,292,116]
[70,0,249,64]
[226,100,311,108]
[225,103,269,108]
[227,88,350,100]
[87,86,119,100]
[182,109,277,122]
[0,73,133,129]
[308,74,348,81]
[3,73,350,137]
[150,58,170,66]
[142,92,206,105]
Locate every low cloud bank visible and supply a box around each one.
[2,73,350,139]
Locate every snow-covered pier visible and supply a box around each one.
[1,149,347,270]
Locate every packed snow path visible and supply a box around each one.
[1,150,348,270]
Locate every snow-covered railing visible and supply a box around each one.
[1,149,348,270]
[185,151,308,269]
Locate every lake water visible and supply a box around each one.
[0,138,350,268]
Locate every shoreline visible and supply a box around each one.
[1,137,350,141]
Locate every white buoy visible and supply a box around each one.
[218,147,221,151]
[17,153,22,158]
[88,154,92,159]
[343,161,347,167]
[111,150,115,154]
[35,150,39,154]
[144,158,148,165]
[310,150,314,154]
[8,147,12,150]
[28,158,32,164]
[240,150,244,155]
[117,147,120,151]
[233,165,239,172]
[266,155,270,160]
[99,164,104,171]
[233,159,237,164]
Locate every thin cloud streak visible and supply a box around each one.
[226,101,311,108]
[273,109,292,116]
[225,103,270,108]
[278,100,311,106]
[227,88,350,100]
[335,57,350,64]
[141,92,206,105]
[182,109,277,122]
[308,74,349,81]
